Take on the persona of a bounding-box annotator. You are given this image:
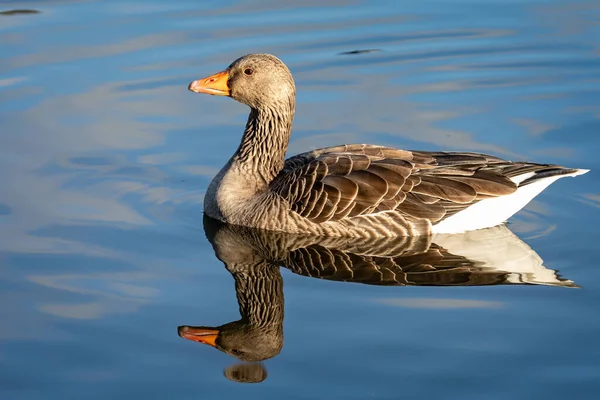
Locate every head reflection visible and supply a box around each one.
[224,363,268,384]
[179,216,575,383]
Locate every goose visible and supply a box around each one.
[189,53,588,237]
[177,218,574,372]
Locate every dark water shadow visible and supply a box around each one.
[0,9,40,16]
[338,49,382,55]
[178,216,575,383]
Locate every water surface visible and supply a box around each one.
[1,0,600,399]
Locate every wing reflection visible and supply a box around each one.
[178,216,575,383]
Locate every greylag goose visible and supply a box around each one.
[177,218,574,370]
[189,54,588,237]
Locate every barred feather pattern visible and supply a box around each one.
[269,144,575,235]
[204,218,576,288]
[182,219,575,362]
[229,263,284,328]
[235,106,294,187]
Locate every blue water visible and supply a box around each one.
[1,0,600,398]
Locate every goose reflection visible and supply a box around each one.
[178,217,575,382]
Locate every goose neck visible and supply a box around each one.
[234,105,294,184]
[231,263,284,328]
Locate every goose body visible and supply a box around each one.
[189,54,588,237]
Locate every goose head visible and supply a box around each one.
[178,322,283,362]
[189,53,295,110]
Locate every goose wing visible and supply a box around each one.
[271,144,554,224]
[282,243,515,286]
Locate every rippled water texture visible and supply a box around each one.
[1,0,600,398]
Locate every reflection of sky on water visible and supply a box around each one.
[0,0,599,398]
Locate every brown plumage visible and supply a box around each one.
[189,53,588,237]
[272,145,532,225]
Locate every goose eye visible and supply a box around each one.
[244,68,254,76]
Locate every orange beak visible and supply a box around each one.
[188,70,230,96]
[178,326,219,347]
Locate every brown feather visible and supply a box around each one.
[299,182,324,216]
[307,190,329,220]
[318,185,341,222]
[368,165,407,200]
[322,155,352,175]
[374,159,413,178]
[413,176,477,203]
[399,194,447,222]
[322,175,359,214]
[450,173,516,196]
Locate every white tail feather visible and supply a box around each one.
[433,225,576,287]
[432,169,589,234]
